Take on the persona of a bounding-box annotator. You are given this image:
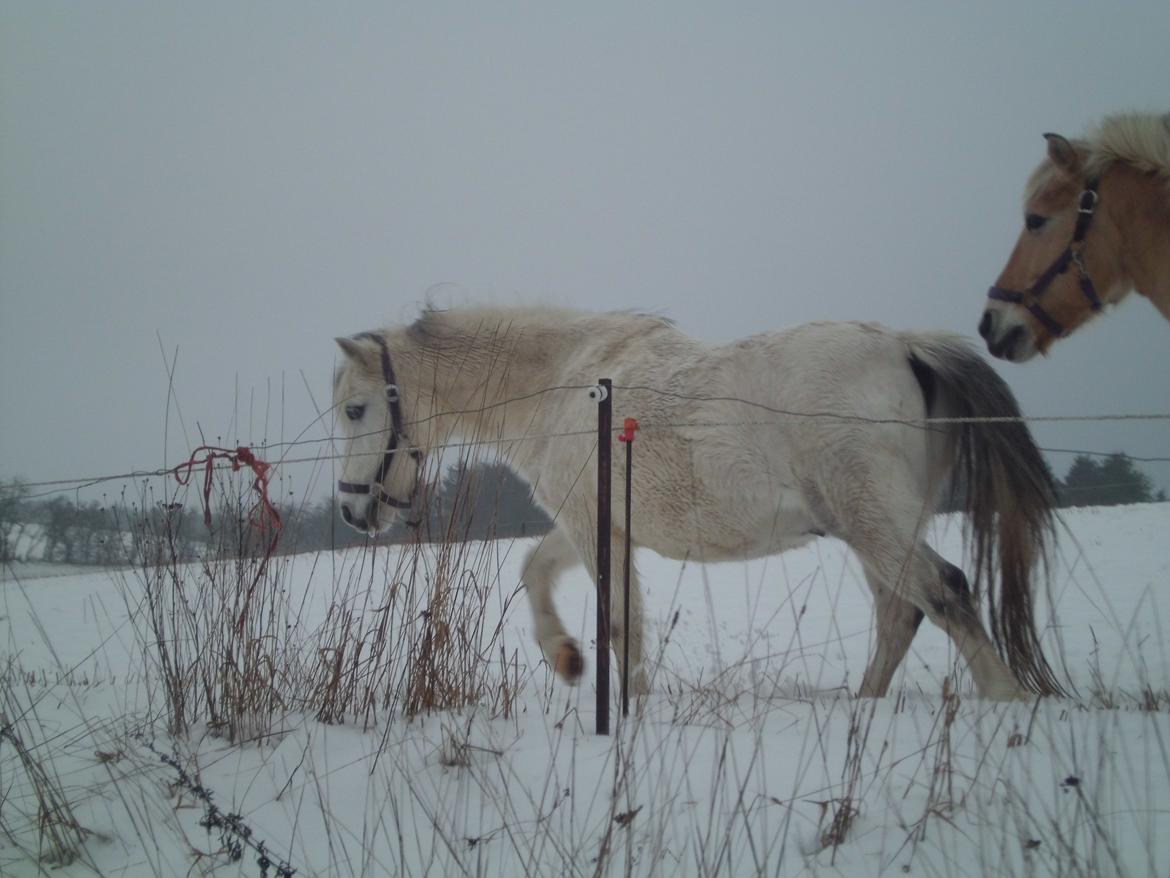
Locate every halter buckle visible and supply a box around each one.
[385,384,400,403]
[1077,189,1098,214]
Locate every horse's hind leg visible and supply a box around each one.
[828,467,1025,699]
[858,569,924,697]
[917,545,1027,700]
[522,526,585,683]
[860,541,1025,700]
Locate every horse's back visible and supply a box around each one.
[705,321,923,421]
[629,321,936,558]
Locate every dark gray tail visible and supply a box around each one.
[903,332,1065,696]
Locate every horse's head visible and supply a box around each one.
[333,332,423,534]
[980,132,1125,362]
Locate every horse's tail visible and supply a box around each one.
[901,331,1065,696]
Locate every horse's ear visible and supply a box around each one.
[1043,133,1081,175]
[335,336,370,366]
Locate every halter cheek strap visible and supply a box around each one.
[987,180,1103,337]
[337,332,421,509]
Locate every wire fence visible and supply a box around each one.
[2,372,1167,874]
[132,731,297,878]
[3,381,1169,500]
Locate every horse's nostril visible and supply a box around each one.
[988,325,1024,361]
[340,503,371,532]
[978,311,993,340]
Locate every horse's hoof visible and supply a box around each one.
[555,641,585,682]
[627,665,650,696]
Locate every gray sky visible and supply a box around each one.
[2,2,1168,505]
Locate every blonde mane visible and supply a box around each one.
[405,303,675,362]
[1086,111,1170,183]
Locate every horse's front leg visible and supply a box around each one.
[522,526,586,683]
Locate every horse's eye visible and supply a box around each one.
[1025,213,1047,232]
[345,404,365,421]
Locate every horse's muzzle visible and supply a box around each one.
[339,500,371,533]
[339,497,422,535]
[987,325,1031,361]
[980,309,1036,362]
[978,310,993,342]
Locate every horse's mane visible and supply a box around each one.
[405,303,675,360]
[1085,111,1170,183]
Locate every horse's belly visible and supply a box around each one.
[648,526,818,563]
[643,494,821,562]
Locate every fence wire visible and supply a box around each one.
[3,380,1169,499]
[133,731,297,878]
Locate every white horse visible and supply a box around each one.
[334,305,1062,700]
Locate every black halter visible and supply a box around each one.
[337,332,420,510]
[987,179,1103,337]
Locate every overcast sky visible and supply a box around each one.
[2,2,1168,506]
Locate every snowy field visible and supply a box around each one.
[2,502,1169,877]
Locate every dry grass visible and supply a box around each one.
[0,672,92,868]
[3,450,1169,875]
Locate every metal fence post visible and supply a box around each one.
[594,378,612,735]
[618,417,638,717]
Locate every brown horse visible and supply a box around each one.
[980,111,1170,361]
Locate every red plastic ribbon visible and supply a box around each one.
[173,445,282,532]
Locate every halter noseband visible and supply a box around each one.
[337,332,421,510]
[987,179,1103,337]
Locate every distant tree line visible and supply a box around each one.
[3,453,1160,565]
[940,451,1164,512]
[0,482,213,566]
[1057,452,1166,507]
[1,461,553,564]
[277,460,553,551]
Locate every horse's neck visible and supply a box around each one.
[406,320,564,438]
[1115,170,1170,319]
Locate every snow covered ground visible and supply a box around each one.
[2,502,1168,876]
